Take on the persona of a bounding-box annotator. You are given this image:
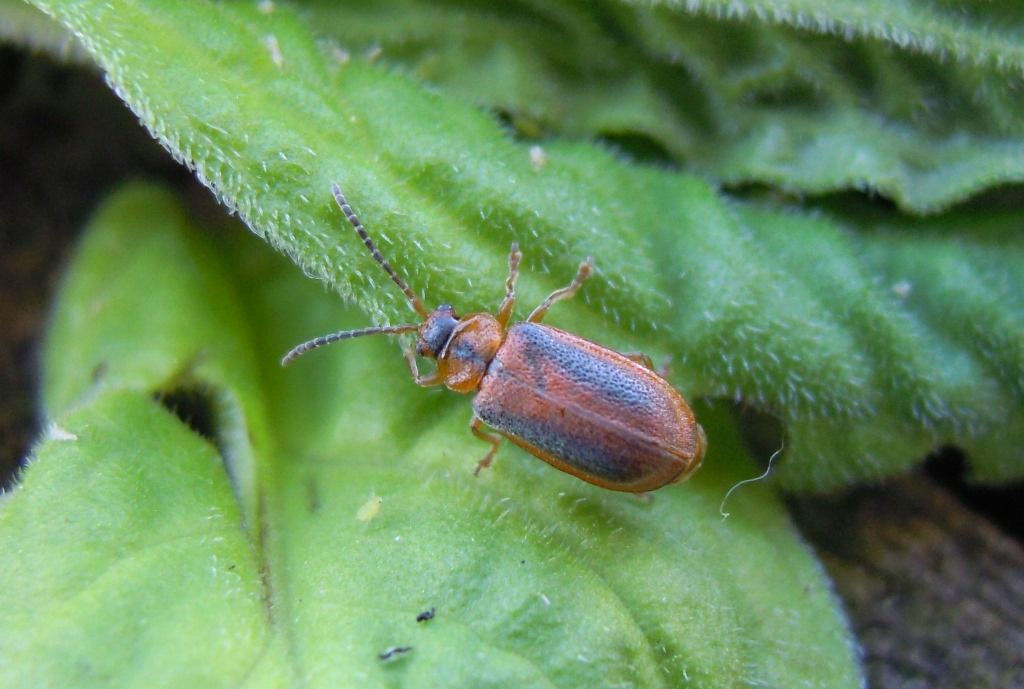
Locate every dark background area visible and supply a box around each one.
[2,46,1022,688]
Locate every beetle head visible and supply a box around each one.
[417,304,459,358]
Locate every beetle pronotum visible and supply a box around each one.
[282,185,706,492]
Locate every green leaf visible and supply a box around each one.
[42,183,271,528]
[301,0,1024,213]
[637,0,1024,212]
[0,389,289,688]
[22,0,1024,210]
[26,0,1023,488]
[649,0,1024,70]
[2,183,862,687]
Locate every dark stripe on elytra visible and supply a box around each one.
[476,402,648,483]
[474,371,672,483]
[510,323,656,410]
[506,324,554,393]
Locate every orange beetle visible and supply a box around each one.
[282,185,706,492]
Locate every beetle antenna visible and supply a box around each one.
[281,323,420,367]
[332,184,429,319]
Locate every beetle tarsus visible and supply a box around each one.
[621,351,656,370]
[527,256,594,323]
[496,243,522,327]
[404,347,442,387]
[470,415,502,475]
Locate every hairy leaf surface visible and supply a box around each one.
[0,184,862,688]
[26,0,1024,488]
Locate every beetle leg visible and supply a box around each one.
[622,352,673,378]
[621,351,656,370]
[656,355,672,379]
[527,257,593,323]
[470,415,503,475]
[496,242,522,327]
[404,347,443,387]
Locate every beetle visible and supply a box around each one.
[281,185,706,492]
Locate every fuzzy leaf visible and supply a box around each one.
[1,183,862,687]
[0,390,289,689]
[41,183,271,528]
[26,0,1024,489]
[636,0,1024,212]
[18,1,1024,211]
[302,0,1024,213]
